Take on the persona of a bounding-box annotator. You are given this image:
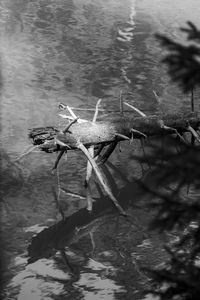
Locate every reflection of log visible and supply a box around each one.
[27,179,146,264]
[29,112,200,152]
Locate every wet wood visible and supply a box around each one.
[29,112,200,152]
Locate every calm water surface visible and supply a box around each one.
[1,0,200,299]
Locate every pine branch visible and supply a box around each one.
[156,22,200,92]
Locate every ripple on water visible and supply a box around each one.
[1,0,200,299]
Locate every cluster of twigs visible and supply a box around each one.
[27,94,200,220]
[55,99,129,215]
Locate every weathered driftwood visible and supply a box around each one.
[29,112,200,152]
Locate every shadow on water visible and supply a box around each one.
[11,163,167,300]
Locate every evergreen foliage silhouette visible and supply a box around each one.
[156,21,200,93]
[140,22,200,299]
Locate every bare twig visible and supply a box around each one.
[59,102,104,112]
[159,120,187,144]
[63,117,79,133]
[92,99,102,123]
[60,188,86,200]
[130,128,147,139]
[59,114,88,123]
[124,102,147,117]
[15,145,39,161]
[66,106,78,119]
[85,183,93,211]
[55,138,71,149]
[115,133,130,140]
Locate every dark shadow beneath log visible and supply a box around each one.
[27,178,147,265]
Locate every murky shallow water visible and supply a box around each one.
[1,0,200,299]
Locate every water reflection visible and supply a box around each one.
[1,0,200,299]
[6,177,166,300]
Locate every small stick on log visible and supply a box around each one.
[92,99,102,123]
[159,120,187,144]
[59,102,104,112]
[115,133,130,140]
[59,113,88,123]
[124,102,147,118]
[55,138,71,149]
[66,106,78,119]
[130,128,147,139]
[60,188,86,200]
[63,117,79,134]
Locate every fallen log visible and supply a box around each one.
[28,109,200,216]
[29,112,200,153]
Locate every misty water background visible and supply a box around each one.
[1,0,200,299]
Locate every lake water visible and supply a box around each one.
[1,0,200,299]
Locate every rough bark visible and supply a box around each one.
[29,112,200,152]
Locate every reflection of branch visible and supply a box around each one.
[27,177,146,265]
[60,249,74,273]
